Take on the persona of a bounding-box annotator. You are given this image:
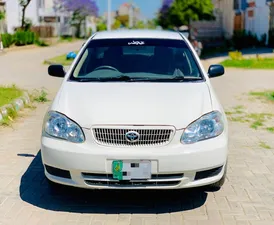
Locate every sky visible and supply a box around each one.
[95,0,162,19]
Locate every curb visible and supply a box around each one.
[0,92,31,122]
[43,60,55,65]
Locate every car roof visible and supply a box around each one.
[92,29,184,40]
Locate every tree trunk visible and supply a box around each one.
[21,6,26,29]
[20,0,31,30]
[76,19,84,38]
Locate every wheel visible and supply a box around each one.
[210,163,227,189]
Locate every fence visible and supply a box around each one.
[190,18,224,48]
[31,26,54,38]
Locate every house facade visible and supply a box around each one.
[103,2,141,28]
[244,0,269,42]
[0,0,6,33]
[5,0,73,36]
[212,0,234,38]
[212,0,269,43]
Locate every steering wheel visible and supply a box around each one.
[94,65,119,72]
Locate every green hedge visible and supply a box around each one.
[13,31,36,46]
[1,31,37,48]
[232,30,266,50]
[1,33,13,48]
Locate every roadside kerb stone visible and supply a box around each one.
[0,92,31,122]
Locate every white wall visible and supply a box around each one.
[218,0,234,38]
[6,0,39,33]
[245,0,269,43]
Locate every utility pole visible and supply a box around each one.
[107,0,111,31]
[129,0,133,28]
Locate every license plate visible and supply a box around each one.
[112,160,151,181]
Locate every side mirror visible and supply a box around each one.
[208,64,225,78]
[48,64,66,78]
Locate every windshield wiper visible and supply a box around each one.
[73,75,202,83]
[144,77,203,82]
[75,75,149,82]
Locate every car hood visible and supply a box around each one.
[51,82,213,129]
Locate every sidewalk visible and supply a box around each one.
[202,47,274,65]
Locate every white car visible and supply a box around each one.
[41,30,228,190]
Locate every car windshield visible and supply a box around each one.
[70,38,204,82]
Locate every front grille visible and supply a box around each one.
[92,127,174,147]
[82,173,183,187]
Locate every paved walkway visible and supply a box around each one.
[1,45,274,224]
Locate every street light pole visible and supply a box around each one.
[107,0,111,31]
[129,0,133,28]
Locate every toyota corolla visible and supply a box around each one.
[41,30,228,190]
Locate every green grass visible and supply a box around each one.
[0,85,23,107]
[251,121,264,129]
[266,127,274,133]
[30,89,49,103]
[226,107,274,131]
[0,106,18,126]
[44,51,79,66]
[221,58,274,69]
[249,91,274,102]
[247,113,273,129]
[259,141,271,149]
[225,105,245,115]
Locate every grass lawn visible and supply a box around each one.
[0,85,23,107]
[249,91,274,102]
[221,57,274,69]
[44,51,79,66]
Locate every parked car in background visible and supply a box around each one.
[41,30,228,191]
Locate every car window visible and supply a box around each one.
[71,38,203,82]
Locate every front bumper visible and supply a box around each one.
[41,129,228,190]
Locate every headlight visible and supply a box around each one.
[181,111,224,144]
[43,111,85,143]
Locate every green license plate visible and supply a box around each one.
[112,160,151,181]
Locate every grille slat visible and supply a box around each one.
[93,127,174,147]
[82,172,184,187]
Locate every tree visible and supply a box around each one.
[134,20,145,29]
[157,0,215,29]
[18,0,32,30]
[97,22,107,31]
[0,10,5,21]
[112,19,122,30]
[156,0,174,29]
[146,19,157,29]
[116,15,129,28]
[55,0,98,38]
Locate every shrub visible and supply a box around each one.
[34,38,48,47]
[260,33,267,46]
[229,51,243,60]
[13,30,35,46]
[1,33,14,48]
[232,30,261,50]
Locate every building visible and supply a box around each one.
[244,0,269,42]
[5,0,72,36]
[211,0,269,43]
[0,0,7,34]
[102,1,141,28]
[267,0,274,46]
[118,2,141,27]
